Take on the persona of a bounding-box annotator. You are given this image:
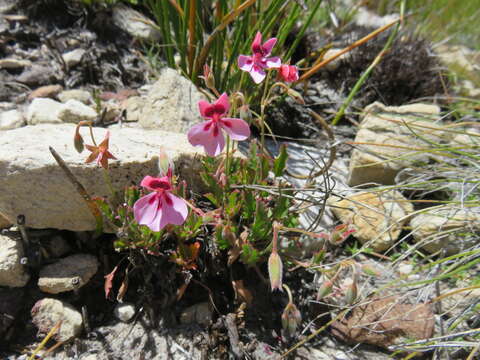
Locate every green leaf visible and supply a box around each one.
[273,144,288,177]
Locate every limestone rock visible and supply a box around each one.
[0,124,203,231]
[139,68,205,133]
[31,298,83,342]
[410,206,480,255]
[348,102,445,186]
[329,190,413,252]
[0,109,25,130]
[0,58,31,70]
[58,89,93,104]
[112,4,161,42]
[57,99,97,123]
[0,234,30,287]
[436,44,479,73]
[125,96,144,122]
[38,254,98,294]
[62,48,86,68]
[27,98,63,125]
[28,84,63,100]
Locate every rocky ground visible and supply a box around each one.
[1,1,480,359]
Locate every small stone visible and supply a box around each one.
[329,190,413,252]
[102,101,122,123]
[322,48,346,71]
[62,49,86,68]
[124,96,144,122]
[0,58,31,70]
[28,84,63,101]
[38,254,98,294]
[58,89,93,104]
[0,109,25,130]
[114,303,136,322]
[31,298,83,342]
[179,302,212,326]
[112,4,161,42]
[17,64,57,86]
[57,99,97,123]
[0,234,29,287]
[27,98,62,124]
[397,263,414,276]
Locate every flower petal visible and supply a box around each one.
[249,66,266,84]
[265,56,281,69]
[251,31,262,54]
[160,193,188,227]
[238,55,254,72]
[133,192,159,229]
[188,121,225,156]
[204,127,225,156]
[262,38,277,55]
[198,100,213,119]
[215,93,230,115]
[220,118,251,141]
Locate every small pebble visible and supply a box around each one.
[114,303,136,322]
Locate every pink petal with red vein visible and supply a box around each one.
[220,118,251,141]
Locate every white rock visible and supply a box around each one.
[0,124,204,231]
[322,48,346,70]
[26,98,63,125]
[58,89,93,104]
[0,109,25,130]
[436,45,478,73]
[355,7,400,28]
[329,190,413,252]
[397,263,414,276]
[410,206,480,255]
[57,99,97,123]
[0,58,31,70]
[62,48,86,68]
[112,4,161,42]
[114,303,136,322]
[125,96,144,122]
[31,298,83,342]
[0,234,30,287]
[38,254,98,294]
[139,68,205,133]
[348,102,445,186]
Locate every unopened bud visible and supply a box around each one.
[74,126,84,153]
[238,104,252,122]
[281,302,302,336]
[159,148,174,177]
[316,279,333,300]
[329,224,356,245]
[287,89,305,105]
[203,64,215,90]
[268,251,283,292]
[344,279,357,305]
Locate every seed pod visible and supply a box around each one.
[344,279,358,305]
[281,302,302,336]
[74,125,84,153]
[316,279,333,300]
[268,252,283,292]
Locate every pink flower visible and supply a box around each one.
[188,93,250,156]
[133,174,188,232]
[278,64,299,83]
[238,32,281,84]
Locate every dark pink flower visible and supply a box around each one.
[188,93,250,156]
[278,64,299,83]
[133,174,188,232]
[238,32,281,84]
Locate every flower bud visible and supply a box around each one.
[281,302,302,336]
[329,224,356,245]
[316,279,333,300]
[278,64,299,83]
[203,64,215,90]
[74,125,84,153]
[158,148,174,178]
[268,251,283,292]
[344,278,357,305]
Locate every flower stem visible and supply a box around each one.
[102,168,117,203]
[282,284,293,304]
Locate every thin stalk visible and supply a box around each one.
[187,0,196,76]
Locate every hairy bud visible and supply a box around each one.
[268,252,283,292]
[281,302,302,336]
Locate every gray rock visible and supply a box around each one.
[16,64,57,86]
[0,109,25,130]
[355,7,399,28]
[348,102,445,186]
[179,302,212,326]
[0,124,204,231]
[27,98,62,125]
[125,96,144,122]
[31,298,83,342]
[112,4,161,42]
[0,212,11,229]
[114,303,136,322]
[0,234,29,287]
[139,68,205,133]
[62,48,86,68]
[410,206,480,255]
[58,89,93,104]
[38,254,98,294]
[57,99,97,123]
